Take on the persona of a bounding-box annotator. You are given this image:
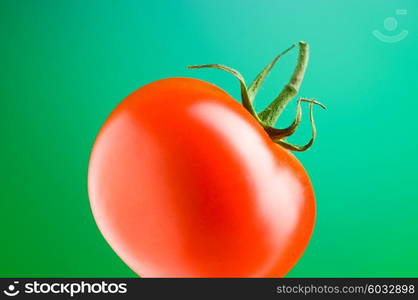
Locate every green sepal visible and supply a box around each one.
[188,41,326,152]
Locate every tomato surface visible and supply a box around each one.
[88,77,315,277]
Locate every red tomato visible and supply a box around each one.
[88,77,315,277]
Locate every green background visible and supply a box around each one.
[1,0,417,277]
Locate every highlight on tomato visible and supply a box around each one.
[88,41,326,277]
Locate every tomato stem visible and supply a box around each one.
[275,99,326,151]
[265,98,325,141]
[258,41,309,127]
[247,44,296,103]
[188,41,326,152]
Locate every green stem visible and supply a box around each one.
[276,98,323,151]
[265,98,325,140]
[247,44,296,102]
[258,41,309,127]
[188,41,325,152]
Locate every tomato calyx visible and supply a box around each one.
[188,41,326,152]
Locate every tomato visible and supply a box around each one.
[88,42,323,277]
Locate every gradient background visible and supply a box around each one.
[1,0,417,277]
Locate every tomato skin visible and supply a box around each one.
[88,77,315,277]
